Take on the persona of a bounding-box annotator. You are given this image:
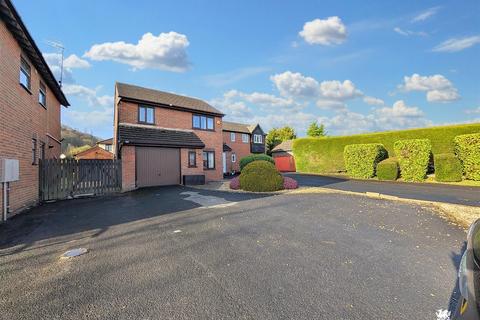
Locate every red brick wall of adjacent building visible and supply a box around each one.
[0,20,62,215]
[222,131,251,172]
[116,100,223,188]
[121,146,136,191]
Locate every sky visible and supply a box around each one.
[14,0,480,139]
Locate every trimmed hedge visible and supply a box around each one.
[394,139,432,182]
[377,158,399,181]
[434,154,463,182]
[293,123,480,173]
[239,160,283,192]
[239,154,275,171]
[344,144,388,178]
[454,133,480,181]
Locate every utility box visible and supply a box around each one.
[0,159,20,182]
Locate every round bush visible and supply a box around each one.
[229,176,240,190]
[344,143,388,178]
[434,153,463,182]
[394,139,432,182]
[283,176,298,189]
[454,133,480,181]
[239,154,275,171]
[376,158,399,181]
[239,160,283,192]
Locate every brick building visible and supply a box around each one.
[0,0,69,215]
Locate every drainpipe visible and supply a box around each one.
[2,182,8,223]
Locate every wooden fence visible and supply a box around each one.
[39,159,122,201]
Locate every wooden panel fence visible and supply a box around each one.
[39,159,122,201]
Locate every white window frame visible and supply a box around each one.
[253,134,263,144]
[39,81,47,107]
[230,132,235,142]
[231,153,236,163]
[242,134,249,143]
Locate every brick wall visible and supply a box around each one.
[223,131,251,172]
[121,146,136,191]
[0,20,62,216]
[117,100,224,184]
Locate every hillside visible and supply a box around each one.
[61,125,101,156]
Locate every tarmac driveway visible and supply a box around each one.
[0,186,466,319]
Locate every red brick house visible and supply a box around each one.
[113,82,224,190]
[74,146,114,160]
[0,0,69,215]
[222,121,266,174]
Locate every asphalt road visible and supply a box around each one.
[0,186,466,319]
[286,172,480,207]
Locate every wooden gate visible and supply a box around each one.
[39,159,122,201]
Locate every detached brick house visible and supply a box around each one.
[113,82,224,190]
[222,121,266,173]
[0,0,69,214]
[73,138,114,160]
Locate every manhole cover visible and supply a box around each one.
[61,248,88,259]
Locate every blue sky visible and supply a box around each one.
[15,0,480,138]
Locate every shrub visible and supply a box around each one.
[454,133,480,181]
[229,176,240,190]
[293,123,480,174]
[343,144,388,178]
[239,160,283,192]
[283,176,298,189]
[239,154,275,171]
[376,158,399,181]
[434,154,463,182]
[394,139,432,182]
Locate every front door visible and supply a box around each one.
[222,152,227,174]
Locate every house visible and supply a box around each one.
[97,138,113,152]
[113,82,224,190]
[271,140,296,172]
[72,138,114,160]
[0,0,69,216]
[222,121,266,174]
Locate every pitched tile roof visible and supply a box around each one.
[0,0,69,106]
[116,82,223,116]
[97,138,113,145]
[272,140,293,152]
[222,121,259,134]
[118,123,205,148]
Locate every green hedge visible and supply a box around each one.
[394,139,432,182]
[377,158,399,181]
[239,154,274,171]
[454,133,480,181]
[293,123,480,173]
[239,160,283,192]
[343,144,388,178]
[434,153,463,182]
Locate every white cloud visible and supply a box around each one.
[64,54,91,69]
[44,53,90,83]
[270,71,320,98]
[411,7,441,22]
[399,73,460,103]
[320,80,363,100]
[315,100,347,111]
[63,84,113,107]
[465,107,480,114]
[433,35,480,53]
[63,107,113,134]
[84,32,190,72]
[393,27,428,37]
[299,16,347,46]
[363,96,384,106]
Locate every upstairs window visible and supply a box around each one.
[138,105,154,124]
[253,134,263,144]
[193,114,214,130]
[230,132,235,142]
[104,145,112,152]
[39,82,47,107]
[20,57,31,90]
[242,134,249,143]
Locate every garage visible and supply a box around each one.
[271,140,296,172]
[136,147,180,187]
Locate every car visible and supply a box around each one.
[453,219,480,319]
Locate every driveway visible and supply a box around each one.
[286,172,480,207]
[0,186,465,319]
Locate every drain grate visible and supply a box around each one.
[61,248,88,259]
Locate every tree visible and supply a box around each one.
[307,121,326,137]
[266,126,296,155]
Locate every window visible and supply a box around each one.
[39,82,47,107]
[203,151,215,169]
[138,105,154,124]
[20,57,31,90]
[242,134,249,143]
[188,151,196,167]
[104,144,112,152]
[192,114,214,130]
[32,138,37,165]
[231,153,236,163]
[253,134,263,144]
[230,132,235,142]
